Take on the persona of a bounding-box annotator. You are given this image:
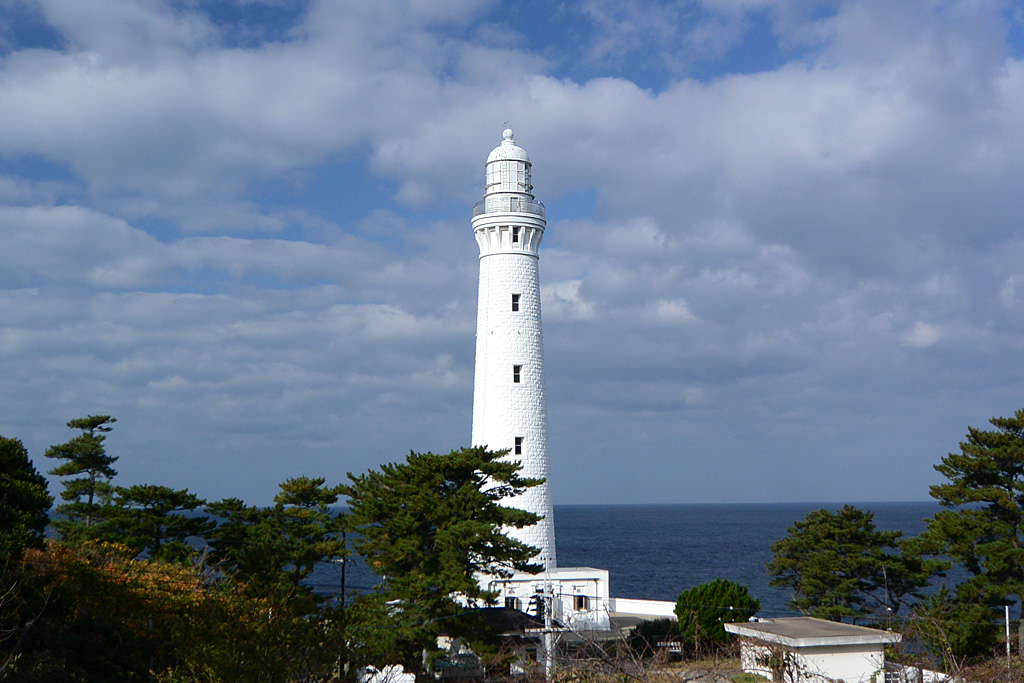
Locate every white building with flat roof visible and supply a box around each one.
[482,567,612,631]
[726,617,901,683]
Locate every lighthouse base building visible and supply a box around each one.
[469,129,674,634]
[481,568,678,633]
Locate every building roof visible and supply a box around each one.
[473,607,546,636]
[491,566,609,581]
[725,617,902,648]
[486,128,530,163]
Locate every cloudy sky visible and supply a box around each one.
[1,0,1023,506]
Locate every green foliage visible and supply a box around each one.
[6,540,345,683]
[104,484,214,563]
[342,447,543,666]
[344,590,425,673]
[207,476,346,600]
[767,505,930,619]
[205,497,277,586]
[675,579,759,650]
[4,436,557,681]
[909,584,1000,664]
[45,415,118,538]
[731,674,770,683]
[273,475,348,590]
[0,437,51,676]
[344,447,542,591]
[625,617,679,659]
[906,407,1024,661]
[914,408,1024,606]
[0,435,52,561]
[10,541,154,682]
[155,577,346,683]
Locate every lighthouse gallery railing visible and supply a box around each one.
[473,197,545,218]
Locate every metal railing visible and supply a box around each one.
[473,196,545,218]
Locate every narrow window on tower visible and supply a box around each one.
[511,294,520,312]
[514,436,523,455]
[513,365,522,383]
[512,227,520,244]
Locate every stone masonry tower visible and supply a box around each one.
[472,128,556,569]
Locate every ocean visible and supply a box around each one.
[312,500,944,617]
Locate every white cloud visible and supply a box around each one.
[33,0,219,61]
[902,321,942,349]
[543,279,595,322]
[601,217,670,254]
[649,298,698,324]
[2,0,1024,505]
[1000,276,1021,307]
[0,205,165,286]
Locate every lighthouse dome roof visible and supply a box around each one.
[486,127,530,164]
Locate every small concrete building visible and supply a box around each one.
[483,568,679,633]
[725,617,901,683]
[483,567,612,631]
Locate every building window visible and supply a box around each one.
[511,294,520,312]
[505,597,522,611]
[512,227,520,244]
[513,365,521,383]
[514,437,523,455]
[574,595,589,611]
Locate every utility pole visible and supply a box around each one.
[882,564,891,632]
[543,575,554,682]
[526,575,563,683]
[340,530,347,608]
[339,531,349,679]
[1006,606,1011,663]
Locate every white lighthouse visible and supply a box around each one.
[470,129,679,634]
[471,128,556,569]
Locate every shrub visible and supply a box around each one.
[675,579,760,652]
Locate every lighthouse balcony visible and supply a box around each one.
[473,196,545,218]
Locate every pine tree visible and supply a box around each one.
[0,435,52,560]
[342,447,542,673]
[768,505,931,619]
[105,484,214,562]
[272,476,347,591]
[206,476,346,600]
[45,415,118,539]
[913,407,1024,655]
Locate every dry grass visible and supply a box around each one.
[647,656,760,683]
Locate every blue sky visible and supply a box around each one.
[2,0,1024,505]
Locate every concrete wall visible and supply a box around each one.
[740,642,886,683]
[471,233,555,567]
[608,598,677,619]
